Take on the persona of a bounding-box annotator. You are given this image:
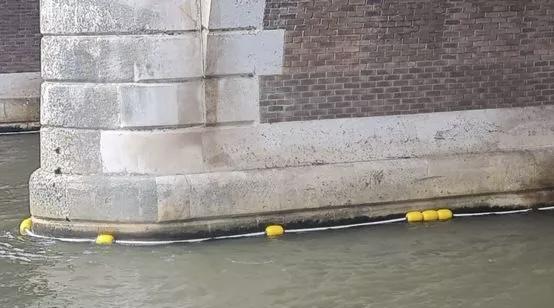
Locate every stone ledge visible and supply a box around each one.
[39,105,554,175]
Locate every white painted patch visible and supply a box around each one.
[100,129,206,174]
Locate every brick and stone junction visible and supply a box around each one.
[6,0,553,238]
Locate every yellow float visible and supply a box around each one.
[19,217,32,235]
[437,209,453,221]
[95,234,115,245]
[405,211,424,222]
[265,225,285,237]
[422,210,439,221]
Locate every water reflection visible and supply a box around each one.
[1,134,554,307]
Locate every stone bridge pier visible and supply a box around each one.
[31,0,286,238]
[30,0,554,239]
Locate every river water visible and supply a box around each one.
[1,133,554,307]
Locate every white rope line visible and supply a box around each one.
[213,231,266,240]
[23,206,553,246]
[453,209,532,217]
[116,238,211,246]
[116,231,266,246]
[285,217,405,233]
[26,230,95,243]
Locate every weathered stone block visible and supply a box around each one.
[427,151,537,195]
[30,170,159,222]
[41,83,120,128]
[42,81,204,128]
[41,0,200,34]
[41,127,102,175]
[42,34,202,82]
[205,76,259,124]
[120,82,204,127]
[156,176,192,222]
[201,0,266,30]
[205,30,285,75]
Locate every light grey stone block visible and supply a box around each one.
[205,30,285,75]
[42,34,202,82]
[41,0,200,34]
[120,81,205,127]
[30,170,159,222]
[202,0,266,30]
[205,76,259,124]
[42,81,205,128]
[41,83,120,128]
[40,127,102,174]
[156,176,192,221]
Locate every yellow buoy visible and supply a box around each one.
[19,218,32,235]
[422,210,439,222]
[265,225,284,237]
[405,211,423,223]
[437,209,453,221]
[95,234,115,245]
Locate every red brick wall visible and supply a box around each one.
[0,0,41,73]
[260,0,554,123]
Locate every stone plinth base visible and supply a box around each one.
[29,105,554,239]
[29,184,554,240]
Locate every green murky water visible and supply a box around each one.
[1,134,554,307]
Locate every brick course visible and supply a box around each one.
[261,0,554,122]
[0,0,41,73]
